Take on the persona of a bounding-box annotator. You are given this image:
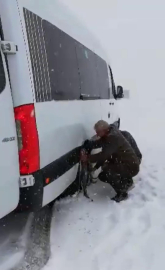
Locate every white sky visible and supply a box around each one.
[60,0,165,99]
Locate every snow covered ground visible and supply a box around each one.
[1,0,165,268]
[0,206,53,270]
[1,100,164,270]
[44,99,165,270]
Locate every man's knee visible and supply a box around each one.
[131,164,140,177]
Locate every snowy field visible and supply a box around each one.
[44,99,165,270]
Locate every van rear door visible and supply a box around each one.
[0,39,19,219]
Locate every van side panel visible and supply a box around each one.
[5,0,118,208]
[42,166,78,206]
[34,100,102,169]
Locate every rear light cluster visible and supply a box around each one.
[14,104,40,175]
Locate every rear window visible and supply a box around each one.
[0,52,6,94]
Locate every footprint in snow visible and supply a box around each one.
[138,211,151,234]
[148,173,157,180]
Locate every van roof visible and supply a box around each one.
[22,0,109,61]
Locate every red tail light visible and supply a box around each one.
[14,104,40,175]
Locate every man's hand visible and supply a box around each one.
[80,149,88,163]
[83,140,90,147]
[82,140,92,154]
[88,165,96,173]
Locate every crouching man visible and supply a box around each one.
[81,120,140,202]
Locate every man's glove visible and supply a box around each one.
[82,140,92,154]
[83,140,90,147]
[80,149,88,163]
[88,164,97,172]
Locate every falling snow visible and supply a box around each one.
[43,100,165,270]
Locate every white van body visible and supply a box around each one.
[0,0,120,219]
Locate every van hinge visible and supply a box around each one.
[19,175,35,188]
[1,41,18,54]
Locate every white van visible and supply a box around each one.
[0,0,124,219]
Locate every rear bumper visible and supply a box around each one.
[18,146,81,212]
[18,170,44,212]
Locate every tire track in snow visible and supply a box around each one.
[12,205,53,270]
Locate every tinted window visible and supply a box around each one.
[96,55,109,99]
[76,43,100,98]
[24,8,110,102]
[43,20,80,100]
[0,52,6,94]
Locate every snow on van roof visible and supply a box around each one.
[22,0,109,61]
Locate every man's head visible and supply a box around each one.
[94,120,109,138]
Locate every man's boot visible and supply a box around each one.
[111,192,128,203]
[125,178,134,192]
